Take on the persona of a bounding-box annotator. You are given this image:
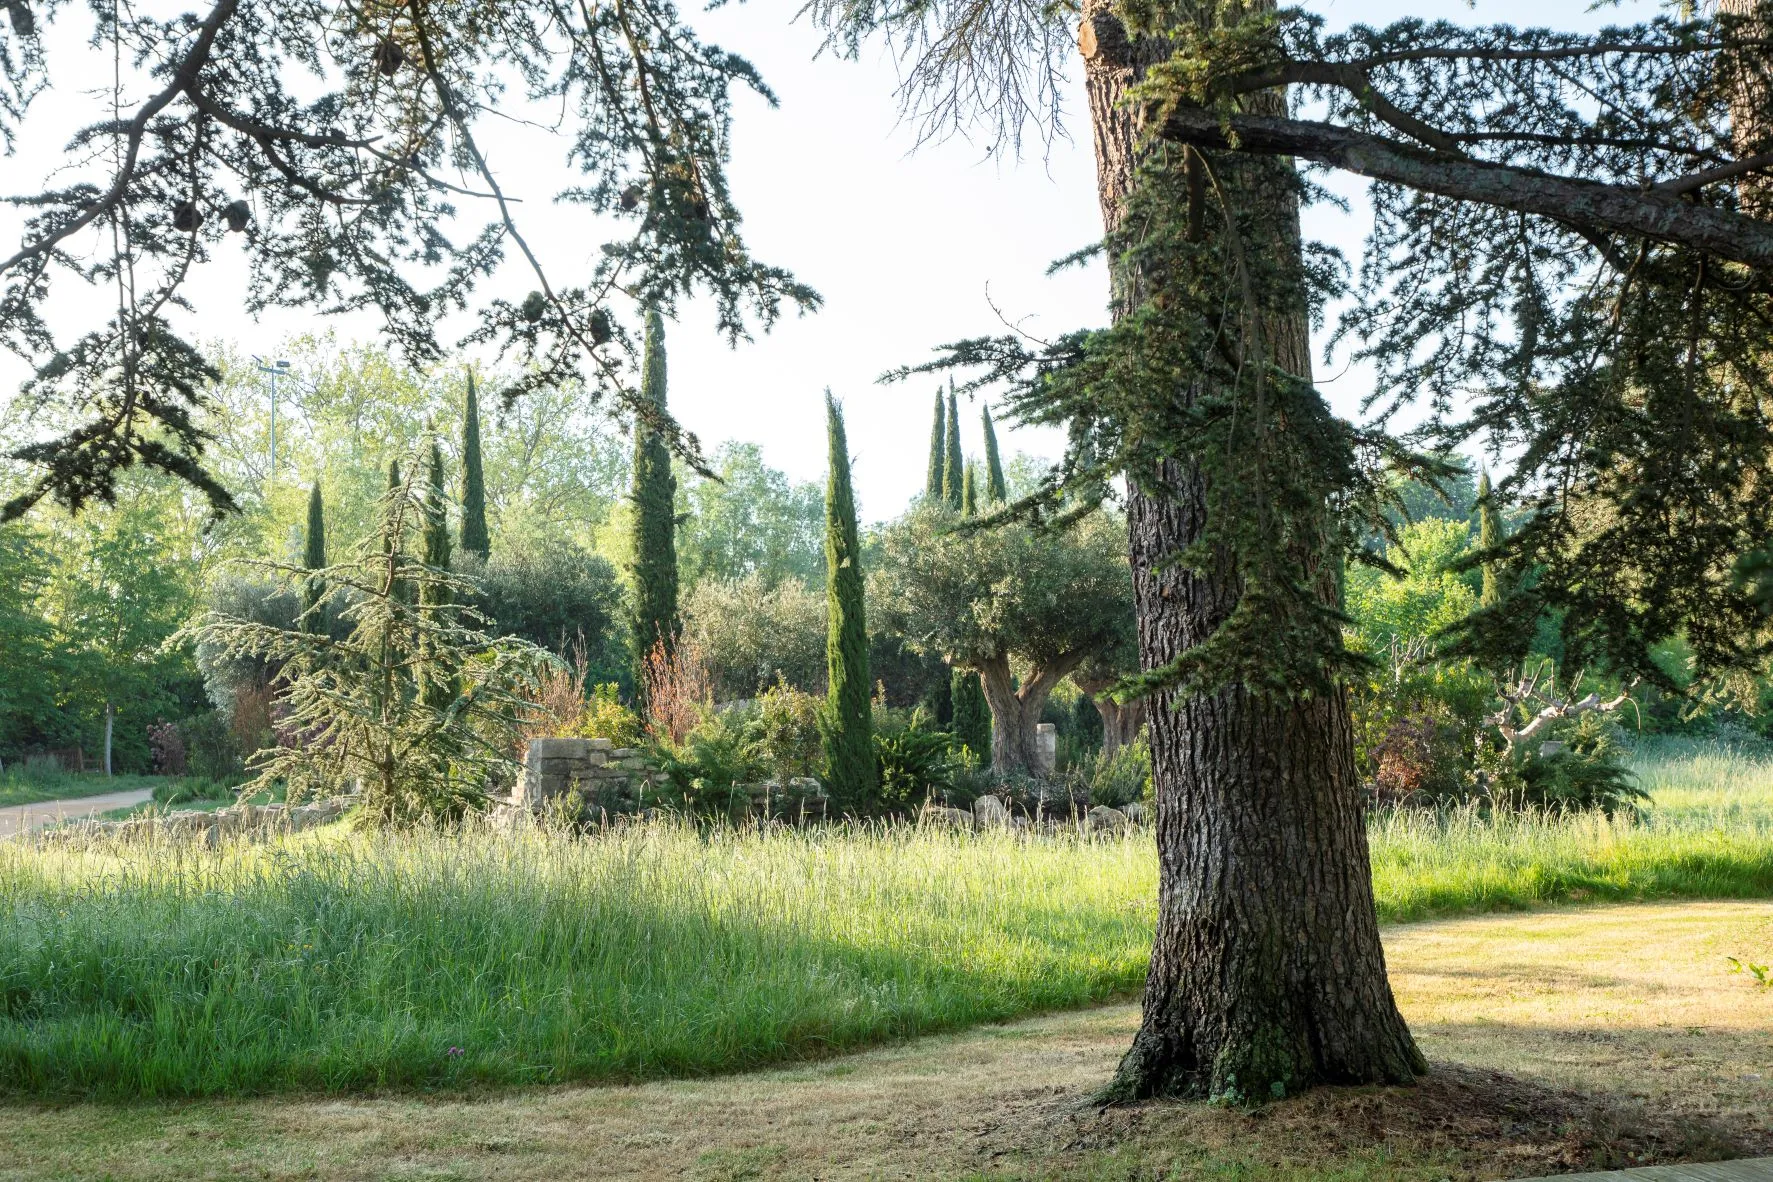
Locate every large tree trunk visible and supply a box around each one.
[1083,0,1424,1101]
[976,653,1082,775]
[1718,0,1773,218]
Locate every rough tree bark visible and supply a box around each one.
[976,652,1087,775]
[1084,0,1425,1101]
[1718,0,1773,218]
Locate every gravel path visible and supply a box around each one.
[0,788,153,839]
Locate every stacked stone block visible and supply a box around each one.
[513,737,667,817]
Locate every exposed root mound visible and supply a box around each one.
[996,1061,1767,1179]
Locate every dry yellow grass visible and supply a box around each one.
[1388,901,1773,1142]
[2,901,1768,1181]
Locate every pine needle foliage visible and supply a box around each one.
[301,484,326,635]
[460,375,491,562]
[187,467,554,826]
[629,309,680,686]
[823,391,876,810]
[925,391,947,501]
[829,0,1773,694]
[0,0,819,520]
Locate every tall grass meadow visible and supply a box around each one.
[1,736,1769,1098]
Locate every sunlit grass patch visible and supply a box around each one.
[0,822,1156,1098]
[3,735,1772,1100]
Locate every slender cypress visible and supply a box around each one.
[1477,469,1505,610]
[942,383,963,510]
[961,460,978,517]
[422,441,452,579]
[981,404,1007,503]
[420,439,455,709]
[950,668,991,761]
[302,483,326,634]
[924,391,946,501]
[384,459,410,606]
[629,308,680,678]
[459,373,490,561]
[824,391,876,810]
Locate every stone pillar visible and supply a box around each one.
[515,737,610,807]
[1035,723,1058,776]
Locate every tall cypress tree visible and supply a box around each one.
[420,439,456,710]
[924,391,947,502]
[981,404,1007,503]
[630,308,680,677]
[459,373,490,562]
[950,668,990,761]
[824,391,876,810]
[302,483,326,634]
[1477,469,1504,610]
[384,459,411,607]
[422,441,452,580]
[942,383,963,510]
[961,460,978,517]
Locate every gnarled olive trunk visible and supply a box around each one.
[976,653,1084,775]
[1074,675,1147,756]
[1082,0,1424,1101]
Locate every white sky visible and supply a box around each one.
[0,0,1655,522]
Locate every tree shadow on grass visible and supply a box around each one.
[979,1061,1770,1181]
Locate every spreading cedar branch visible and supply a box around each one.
[819,0,1773,689]
[0,0,818,520]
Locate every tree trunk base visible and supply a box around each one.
[1103,993,1426,1105]
[1100,684,1427,1108]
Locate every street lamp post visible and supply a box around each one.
[252,356,292,485]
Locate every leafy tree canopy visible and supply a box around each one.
[873,506,1131,681]
[677,442,824,591]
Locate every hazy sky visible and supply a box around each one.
[0,0,1653,521]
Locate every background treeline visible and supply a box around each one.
[5,335,1772,810]
[0,335,935,777]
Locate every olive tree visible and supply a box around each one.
[873,506,1131,774]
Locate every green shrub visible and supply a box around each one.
[872,707,957,812]
[177,711,244,782]
[478,543,627,687]
[648,707,766,818]
[1484,713,1648,816]
[1065,739,1152,808]
[1351,657,1491,807]
[749,678,824,783]
[577,683,643,749]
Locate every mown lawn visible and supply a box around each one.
[2,903,1767,1181]
[0,738,1769,1100]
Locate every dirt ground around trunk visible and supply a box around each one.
[3,902,1769,1181]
